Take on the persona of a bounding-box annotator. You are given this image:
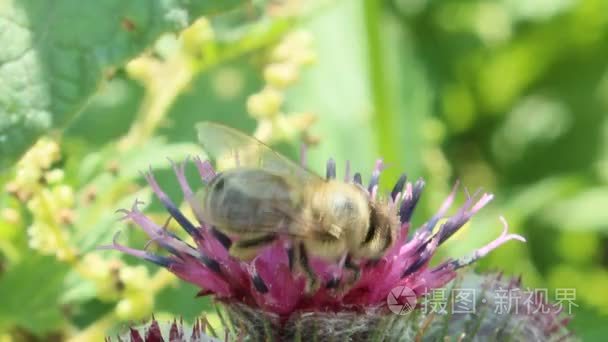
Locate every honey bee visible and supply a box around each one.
[196,122,400,291]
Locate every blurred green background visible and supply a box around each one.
[1,0,607,340]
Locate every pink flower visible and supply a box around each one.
[102,157,525,318]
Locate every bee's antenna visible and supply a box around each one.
[326,158,336,180]
[300,142,308,167]
[391,174,407,200]
[344,160,351,181]
[233,149,240,167]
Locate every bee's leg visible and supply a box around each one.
[326,253,348,290]
[331,254,361,294]
[210,227,232,250]
[325,277,341,289]
[228,233,277,260]
[287,245,295,271]
[365,258,381,268]
[344,254,361,285]
[294,242,319,293]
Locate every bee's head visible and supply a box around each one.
[207,171,225,192]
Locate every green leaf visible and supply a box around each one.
[362,0,429,182]
[287,0,428,187]
[75,186,153,255]
[0,0,248,169]
[72,139,202,252]
[287,1,379,176]
[65,76,143,146]
[156,281,212,321]
[0,253,69,335]
[540,187,608,232]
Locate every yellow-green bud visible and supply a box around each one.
[181,18,214,57]
[1,208,21,226]
[15,167,41,188]
[115,292,154,321]
[26,196,42,213]
[44,169,65,184]
[53,185,75,208]
[264,63,299,88]
[126,58,154,83]
[120,265,151,291]
[247,87,283,119]
[293,50,317,66]
[287,31,314,49]
[27,222,55,250]
[271,30,315,66]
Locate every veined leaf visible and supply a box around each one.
[0,0,248,169]
[0,254,69,335]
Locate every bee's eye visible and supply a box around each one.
[215,178,225,191]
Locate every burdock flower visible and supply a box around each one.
[103,131,572,341]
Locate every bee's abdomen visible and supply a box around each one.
[356,204,397,259]
[205,169,296,234]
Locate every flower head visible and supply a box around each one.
[103,156,525,318]
[110,272,575,342]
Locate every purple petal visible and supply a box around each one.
[194,156,216,184]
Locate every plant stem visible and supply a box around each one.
[120,18,293,150]
[362,0,400,182]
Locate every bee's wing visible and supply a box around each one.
[196,122,321,184]
[193,172,319,239]
[196,122,325,238]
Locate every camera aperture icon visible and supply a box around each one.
[387,286,417,315]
